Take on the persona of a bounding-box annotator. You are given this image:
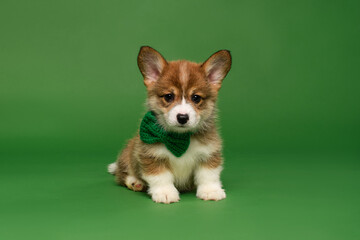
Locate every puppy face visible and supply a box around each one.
[137,46,231,133]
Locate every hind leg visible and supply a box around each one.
[125,175,145,192]
[110,137,146,192]
[110,161,145,192]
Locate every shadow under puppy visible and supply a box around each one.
[108,46,232,204]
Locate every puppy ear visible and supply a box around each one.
[201,50,232,90]
[137,46,168,87]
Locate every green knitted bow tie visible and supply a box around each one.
[139,111,192,157]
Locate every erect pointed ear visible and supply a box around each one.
[201,50,232,90]
[137,46,168,87]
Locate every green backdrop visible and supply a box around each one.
[1,1,359,239]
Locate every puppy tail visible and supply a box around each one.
[107,162,117,175]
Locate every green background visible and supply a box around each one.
[1,0,359,239]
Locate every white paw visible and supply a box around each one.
[196,185,226,201]
[107,162,117,175]
[125,176,145,192]
[150,185,180,204]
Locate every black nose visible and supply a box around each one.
[177,114,189,125]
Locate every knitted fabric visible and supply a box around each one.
[139,111,192,157]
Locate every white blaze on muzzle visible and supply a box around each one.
[166,98,199,129]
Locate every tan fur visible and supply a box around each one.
[200,151,223,169]
[113,46,231,197]
[139,155,169,175]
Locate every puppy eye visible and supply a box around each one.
[164,93,174,103]
[191,94,202,104]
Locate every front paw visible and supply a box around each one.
[196,185,226,201]
[150,185,180,204]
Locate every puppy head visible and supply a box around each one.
[137,46,231,133]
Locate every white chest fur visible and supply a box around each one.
[148,138,215,189]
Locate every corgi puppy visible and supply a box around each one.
[108,46,232,204]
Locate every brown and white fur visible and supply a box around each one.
[108,46,231,204]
